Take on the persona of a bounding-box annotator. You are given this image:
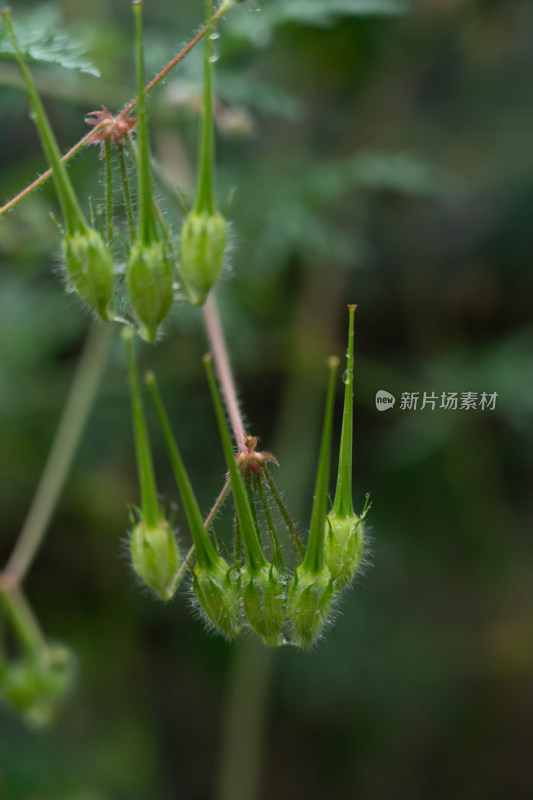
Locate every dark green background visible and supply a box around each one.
[1,0,532,798]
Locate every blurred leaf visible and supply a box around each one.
[0,7,100,78]
[227,0,409,46]
[300,151,465,203]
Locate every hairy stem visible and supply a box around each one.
[0,583,47,655]
[202,293,246,450]
[0,0,234,217]
[104,141,113,244]
[168,477,231,592]
[1,322,112,589]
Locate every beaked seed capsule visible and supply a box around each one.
[63,228,114,321]
[179,211,228,307]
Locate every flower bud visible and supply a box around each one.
[286,565,334,649]
[325,510,365,589]
[0,644,76,728]
[126,241,173,342]
[192,557,241,640]
[240,564,286,647]
[130,518,180,601]
[179,211,228,307]
[63,228,114,321]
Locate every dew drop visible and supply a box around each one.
[209,31,220,40]
[342,370,350,385]
[209,53,219,63]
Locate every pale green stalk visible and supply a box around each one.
[2,322,111,588]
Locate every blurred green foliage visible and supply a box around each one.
[1,0,532,798]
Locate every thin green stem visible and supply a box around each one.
[333,305,356,518]
[195,0,216,214]
[124,328,161,528]
[256,478,285,571]
[303,357,339,574]
[168,476,231,592]
[0,0,234,217]
[262,469,305,560]
[216,637,274,800]
[0,583,47,655]
[1,322,112,589]
[116,141,136,242]
[1,9,86,234]
[104,141,114,245]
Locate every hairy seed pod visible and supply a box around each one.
[192,557,241,640]
[286,565,334,649]
[0,644,76,728]
[179,211,228,307]
[325,511,364,589]
[126,241,173,342]
[130,519,180,601]
[63,228,114,321]
[240,564,286,646]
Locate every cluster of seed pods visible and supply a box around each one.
[125,306,369,649]
[2,1,229,343]
[0,2,370,731]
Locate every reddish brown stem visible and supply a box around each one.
[0,0,232,217]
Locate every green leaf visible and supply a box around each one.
[0,7,100,77]
[228,0,409,47]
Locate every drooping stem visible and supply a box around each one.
[195,0,216,215]
[0,582,47,655]
[333,305,356,518]
[204,354,267,572]
[0,0,234,217]
[1,322,112,590]
[202,293,247,450]
[167,475,231,594]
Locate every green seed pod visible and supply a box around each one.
[286,565,334,649]
[126,241,173,342]
[0,644,76,728]
[179,211,228,307]
[130,518,180,601]
[63,228,114,321]
[192,557,241,640]
[325,510,364,589]
[240,564,286,647]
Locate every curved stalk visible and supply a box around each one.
[2,322,112,589]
